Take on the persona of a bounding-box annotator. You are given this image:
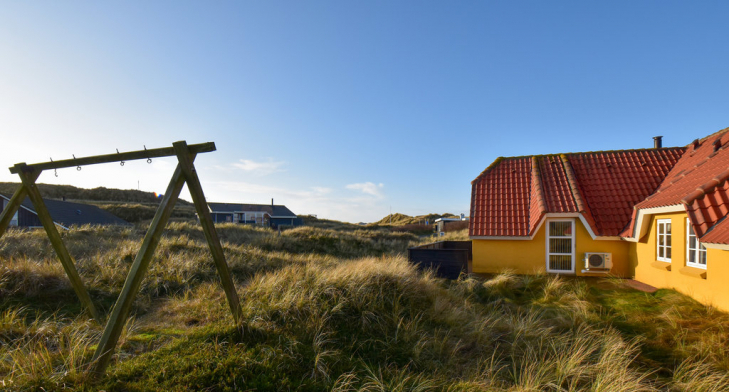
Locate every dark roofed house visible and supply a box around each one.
[0,194,130,229]
[208,200,302,228]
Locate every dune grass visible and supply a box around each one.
[1,223,728,390]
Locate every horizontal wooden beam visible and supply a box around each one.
[9,141,216,174]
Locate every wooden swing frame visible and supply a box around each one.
[0,141,242,377]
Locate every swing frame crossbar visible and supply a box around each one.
[0,141,242,378]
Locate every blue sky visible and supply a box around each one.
[1,2,728,222]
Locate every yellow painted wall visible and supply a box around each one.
[472,217,631,277]
[472,225,547,274]
[631,212,729,312]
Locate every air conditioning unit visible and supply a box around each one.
[584,252,612,271]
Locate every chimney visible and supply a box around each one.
[271,198,274,207]
[653,136,663,149]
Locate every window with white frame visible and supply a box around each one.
[546,219,575,272]
[686,218,707,269]
[657,219,672,262]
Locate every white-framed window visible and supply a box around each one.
[546,219,575,273]
[656,218,672,262]
[686,218,707,269]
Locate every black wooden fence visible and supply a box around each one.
[408,240,472,279]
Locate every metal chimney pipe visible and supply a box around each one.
[271,198,274,207]
[653,136,663,149]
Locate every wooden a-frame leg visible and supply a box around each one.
[173,141,243,323]
[0,177,35,239]
[90,163,187,377]
[16,165,100,322]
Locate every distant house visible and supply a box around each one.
[208,201,303,228]
[434,215,469,235]
[0,194,131,229]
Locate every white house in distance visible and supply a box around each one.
[208,199,303,229]
[435,214,469,235]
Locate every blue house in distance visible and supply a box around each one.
[208,200,303,228]
[0,194,131,229]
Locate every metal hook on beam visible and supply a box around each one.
[144,145,152,164]
[117,149,125,166]
[50,158,58,177]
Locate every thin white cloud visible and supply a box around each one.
[206,180,332,202]
[346,182,384,198]
[311,186,333,195]
[231,158,285,176]
[197,179,387,223]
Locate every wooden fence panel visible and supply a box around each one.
[408,240,472,279]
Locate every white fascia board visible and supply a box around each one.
[702,243,729,250]
[18,204,36,215]
[471,212,621,242]
[1,194,70,230]
[638,205,686,214]
[624,204,685,242]
[594,236,622,241]
[231,211,273,217]
[14,202,69,231]
[533,213,612,241]
[542,213,581,217]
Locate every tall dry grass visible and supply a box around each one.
[1,222,728,390]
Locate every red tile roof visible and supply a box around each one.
[470,157,532,236]
[636,129,729,212]
[629,129,729,243]
[699,214,729,245]
[568,149,684,236]
[538,156,578,212]
[528,157,546,234]
[471,148,685,238]
[472,127,729,245]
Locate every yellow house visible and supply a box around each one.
[470,128,729,311]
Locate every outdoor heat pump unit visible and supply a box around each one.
[584,252,612,271]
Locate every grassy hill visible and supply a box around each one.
[1,223,729,390]
[371,213,459,226]
[0,182,196,223]
[0,182,193,205]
